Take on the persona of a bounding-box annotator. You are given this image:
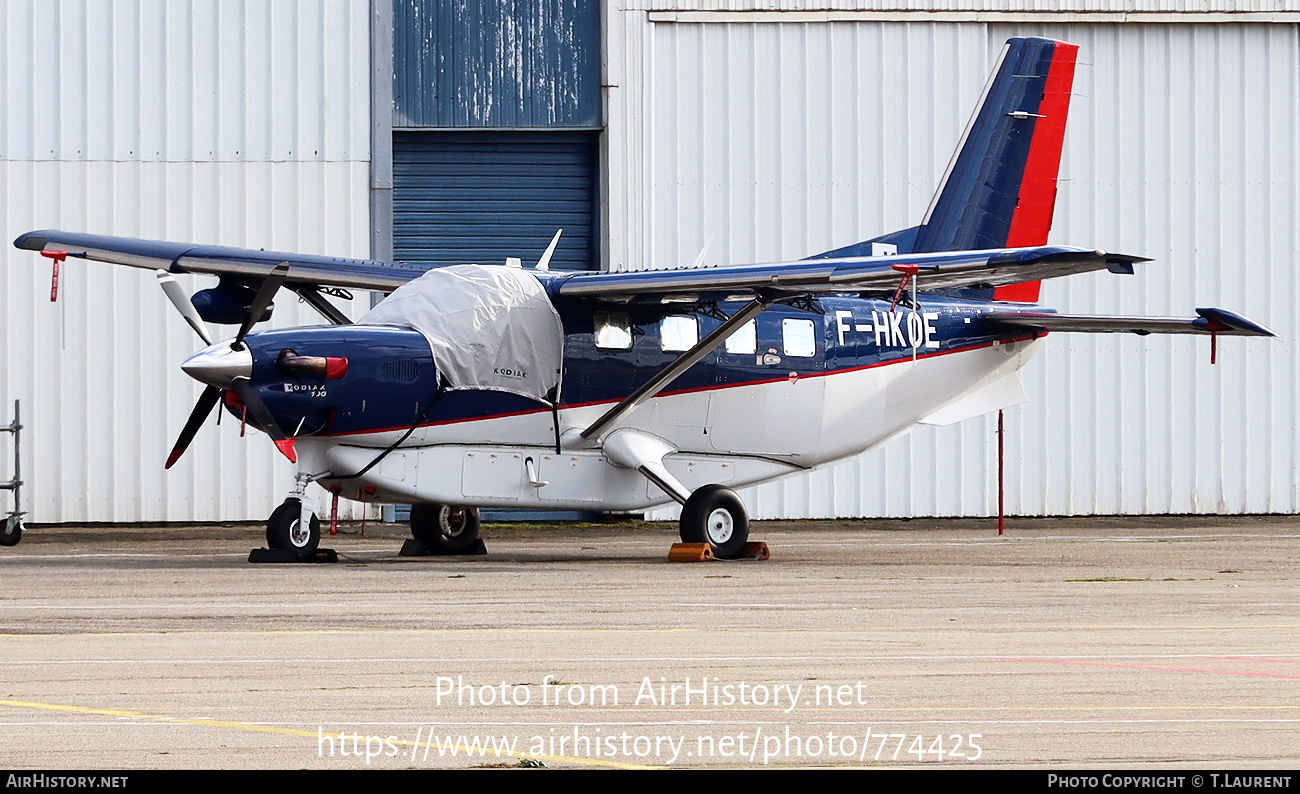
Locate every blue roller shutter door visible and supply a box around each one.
[392,131,598,272]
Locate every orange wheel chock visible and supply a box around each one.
[668,542,713,562]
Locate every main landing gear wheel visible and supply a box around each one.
[410,504,481,555]
[679,485,749,560]
[266,498,321,559]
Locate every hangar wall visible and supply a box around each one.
[604,5,1300,518]
[4,1,1296,524]
[0,1,373,522]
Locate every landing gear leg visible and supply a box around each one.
[679,484,749,560]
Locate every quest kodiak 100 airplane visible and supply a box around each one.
[11,38,1273,558]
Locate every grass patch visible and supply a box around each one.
[1064,577,1150,582]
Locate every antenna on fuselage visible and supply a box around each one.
[689,237,713,269]
[535,229,562,271]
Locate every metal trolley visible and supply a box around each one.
[1,401,22,546]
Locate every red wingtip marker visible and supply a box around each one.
[273,438,297,463]
[165,448,185,469]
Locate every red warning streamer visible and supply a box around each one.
[41,250,68,302]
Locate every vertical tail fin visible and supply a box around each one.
[914,37,1078,301]
[806,37,1079,298]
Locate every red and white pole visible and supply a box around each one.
[997,409,1006,536]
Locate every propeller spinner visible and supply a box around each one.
[158,263,296,468]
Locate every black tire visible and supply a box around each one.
[410,504,481,555]
[679,485,749,559]
[0,518,21,547]
[266,498,320,558]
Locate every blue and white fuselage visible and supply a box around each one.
[232,287,1044,511]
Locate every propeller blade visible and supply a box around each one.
[156,270,212,345]
[165,385,223,469]
[230,377,297,463]
[233,261,290,350]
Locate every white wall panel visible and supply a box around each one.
[624,16,1299,518]
[632,2,1300,13]
[0,0,369,162]
[0,161,372,522]
[0,1,371,523]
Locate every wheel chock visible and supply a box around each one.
[741,541,770,560]
[399,538,488,557]
[248,548,338,563]
[669,542,713,562]
[400,539,431,557]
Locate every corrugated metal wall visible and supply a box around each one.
[6,1,1297,524]
[0,0,372,522]
[609,11,1299,518]
[393,0,602,128]
[631,1,1300,12]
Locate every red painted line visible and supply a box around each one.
[1200,656,1300,664]
[994,40,1079,304]
[991,656,1300,681]
[319,332,1044,439]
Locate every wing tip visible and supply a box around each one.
[13,231,51,251]
[1195,308,1277,338]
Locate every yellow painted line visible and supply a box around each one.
[0,698,657,770]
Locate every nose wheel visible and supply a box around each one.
[679,485,749,559]
[266,498,321,558]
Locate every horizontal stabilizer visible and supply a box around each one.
[984,308,1275,337]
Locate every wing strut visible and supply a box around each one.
[568,296,773,446]
[292,285,352,325]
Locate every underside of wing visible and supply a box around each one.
[13,230,425,291]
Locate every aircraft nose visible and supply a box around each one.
[181,341,254,388]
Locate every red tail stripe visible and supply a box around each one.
[994,41,1079,303]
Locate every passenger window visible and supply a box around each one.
[724,320,756,355]
[660,315,698,353]
[782,318,816,357]
[594,312,632,350]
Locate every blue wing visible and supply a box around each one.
[554,246,1146,304]
[15,230,1146,301]
[14,230,425,291]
